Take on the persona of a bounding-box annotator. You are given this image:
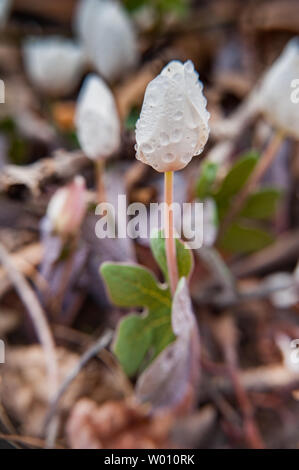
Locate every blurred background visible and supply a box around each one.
[0,0,299,450]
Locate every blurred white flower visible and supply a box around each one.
[265,272,298,308]
[135,60,210,172]
[258,37,299,139]
[75,74,120,159]
[47,176,87,237]
[74,0,138,82]
[23,36,85,97]
[0,0,11,28]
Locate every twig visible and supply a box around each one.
[0,150,90,198]
[44,330,113,436]
[0,433,64,449]
[0,242,59,447]
[218,130,284,241]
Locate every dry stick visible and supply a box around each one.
[0,433,64,449]
[44,330,113,436]
[218,130,284,241]
[0,242,59,446]
[164,171,178,296]
[223,345,265,449]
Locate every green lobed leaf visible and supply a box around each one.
[150,229,193,282]
[100,262,171,311]
[220,223,273,254]
[100,262,174,377]
[240,188,281,220]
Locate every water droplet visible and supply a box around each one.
[163,152,175,163]
[171,128,182,143]
[185,61,194,73]
[182,153,192,163]
[142,143,154,154]
[173,73,183,82]
[159,132,169,146]
[174,110,183,121]
[147,93,157,107]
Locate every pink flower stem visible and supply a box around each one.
[164,171,178,296]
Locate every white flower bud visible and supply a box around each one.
[74,0,138,82]
[135,60,210,172]
[75,74,121,159]
[47,177,87,237]
[23,37,85,97]
[258,38,299,139]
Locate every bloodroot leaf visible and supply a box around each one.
[150,229,194,282]
[136,277,200,413]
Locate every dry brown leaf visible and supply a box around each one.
[66,398,174,449]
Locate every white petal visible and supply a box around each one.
[75,74,120,159]
[258,38,299,139]
[23,36,85,97]
[74,0,138,82]
[135,60,210,172]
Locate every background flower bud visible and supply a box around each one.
[74,0,139,82]
[75,74,121,160]
[258,37,299,139]
[135,60,210,172]
[47,176,87,237]
[23,37,85,97]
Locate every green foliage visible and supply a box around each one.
[220,223,274,254]
[150,229,193,282]
[214,152,259,205]
[125,106,140,131]
[0,117,29,165]
[196,162,218,200]
[100,232,193,376]
[195,151,282,254]
[240,188,281,220]
[124,0,189,16]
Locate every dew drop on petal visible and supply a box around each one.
[160,132,169,145]
[171,128,182,143]
[163,152,176,163]
[142,142,154,153]
[184,61,194,73]
[174,110,183,121]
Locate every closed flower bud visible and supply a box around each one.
[23,37,85,97]
[74,0,138,82]
[258,38,299,139]
[75,74,121,159]
[135,60,210,172]
[47,177,87,237]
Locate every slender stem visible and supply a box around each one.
[96,158,106,203]
[164,171,178,296]
[218,130,284,241]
